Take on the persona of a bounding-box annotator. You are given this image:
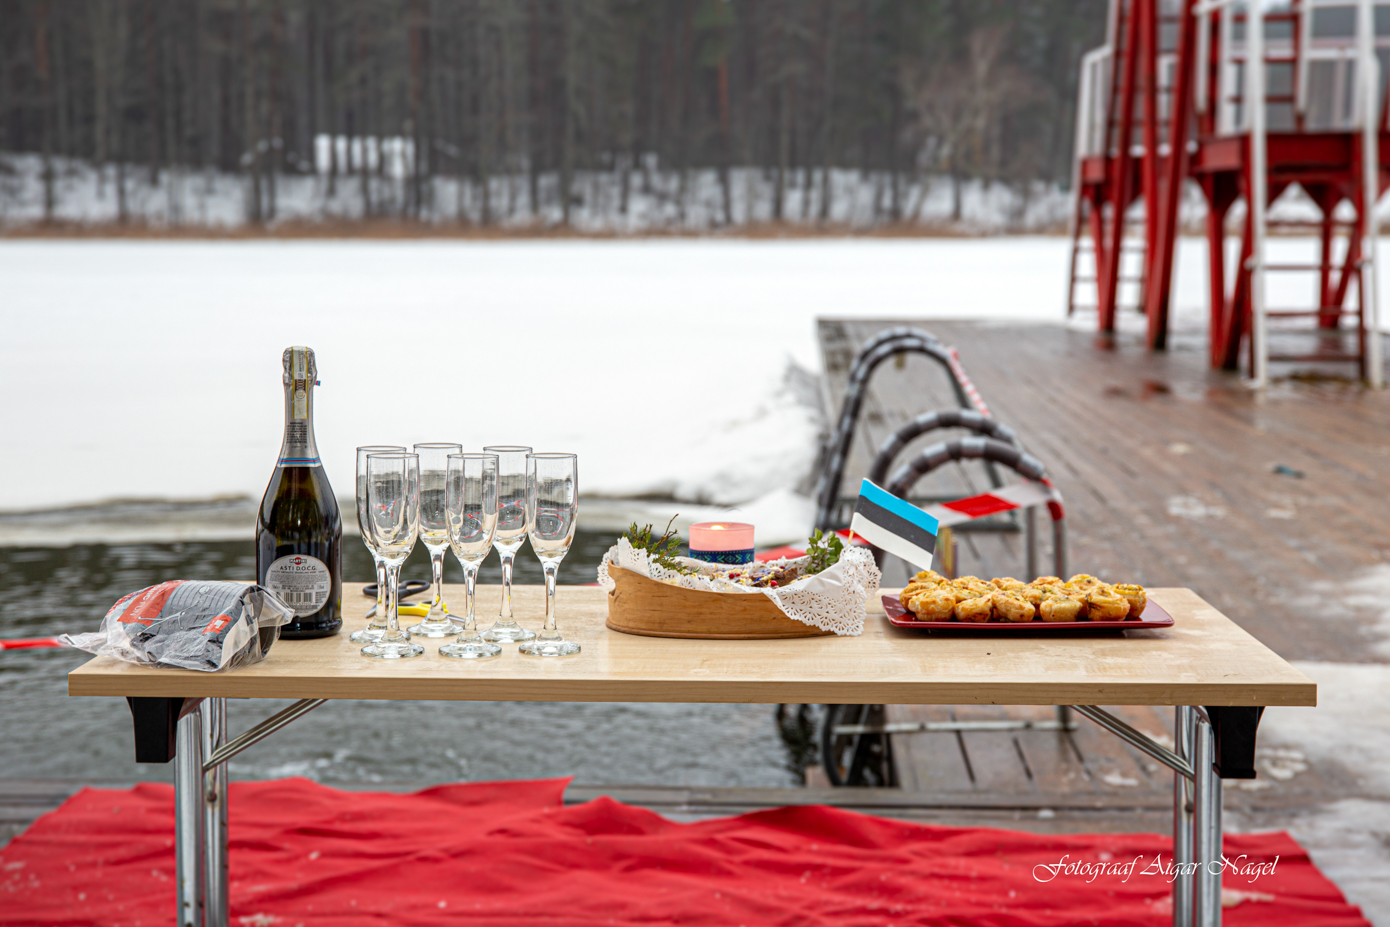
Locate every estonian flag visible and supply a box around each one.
[849,479,939,570]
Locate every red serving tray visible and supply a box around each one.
[882,595,1175,631]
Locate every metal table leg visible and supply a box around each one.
[201,698,229,927]
[174,706,205,927]
[1172,706,1195,927]
[1193,710,1223,926]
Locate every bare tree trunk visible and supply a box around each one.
[240,0,261,223]
[559,0,576,227]
[33,2,55,221]
[817,0,836,224]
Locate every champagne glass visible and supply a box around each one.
[519,453,580,657]
[352,445,405,643]
[439,454,503,660]
[480,445,537,643]
[362,452,425,659]
[409,442,464,638]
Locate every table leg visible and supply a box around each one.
[201,698,229,927]
[174,707,205,927]
[1172,706,1195,927]
[1193,711,1223,926]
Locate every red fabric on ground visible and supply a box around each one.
[0,777,1369,927]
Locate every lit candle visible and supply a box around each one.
[688,522,755,565]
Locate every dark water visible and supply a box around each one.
[0,534,814,787]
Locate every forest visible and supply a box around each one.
[0,0,1107,229]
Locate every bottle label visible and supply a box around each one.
[265,554,331,617]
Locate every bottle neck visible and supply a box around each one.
[279,349,321,467]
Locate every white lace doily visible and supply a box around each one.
[597,538,881,636]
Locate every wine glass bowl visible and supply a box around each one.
[361,452,425,660]
[439,453,502,660]
[519,453,580,657]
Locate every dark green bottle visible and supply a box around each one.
[256,346,343,638]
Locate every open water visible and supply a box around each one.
[0,532,813,788]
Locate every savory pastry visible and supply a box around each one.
[1067,574,1102,590]
[1085,587,1131,621]
[949,579,992,603]
[898,581,939,606]
[990,576,1024,590]
[993,592,1035,623]
[1031,576,1063,587]
[907,588,957,622]
[1039,594,1083,622]
[1012,584,1044,607]
[956,595,995,623]
[1112,584,1147,618]
[912,570,948,585]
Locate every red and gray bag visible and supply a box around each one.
[63,581,294,672]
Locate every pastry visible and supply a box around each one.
[907,588,957,622]
[1085,587,1130,621]
[1039,594,1083,622]
[1113,584,1147,618]
[993,592,1035,623]
[956,595,995,623]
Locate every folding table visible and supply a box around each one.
[69,582,1315,927]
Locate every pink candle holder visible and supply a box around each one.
[688,522,755,564]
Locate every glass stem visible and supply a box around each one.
[384,561,403,640]
[429,548,445,614]
[371,556,388,629]
[464,564,478,633]
[500,550,515,619]
[541,562,559,639]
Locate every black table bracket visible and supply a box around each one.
[1204,705,1264,779]
[126,696,203,764]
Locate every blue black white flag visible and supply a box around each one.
[849,479,939,571]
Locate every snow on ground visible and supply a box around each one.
[1257,661,1390,925]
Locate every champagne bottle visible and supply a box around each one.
[256,346,343,638]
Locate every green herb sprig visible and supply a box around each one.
[624,516,696,574]
[805,529,844,575]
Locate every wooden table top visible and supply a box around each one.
[68,583,1316,707]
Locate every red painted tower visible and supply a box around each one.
[1068,0,1386,386]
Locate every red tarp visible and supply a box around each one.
[0,777,1369,926]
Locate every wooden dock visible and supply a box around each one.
[816,317,1388,824]
[818,317,1390,663]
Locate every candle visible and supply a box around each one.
[688,522,755,564]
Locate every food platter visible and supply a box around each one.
[882,595,1175,631]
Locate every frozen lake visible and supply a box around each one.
[1,237,1075,518]
[1,235,1371,523]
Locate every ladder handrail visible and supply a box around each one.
[812,331,989,532]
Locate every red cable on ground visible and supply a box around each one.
[0,637,66,650]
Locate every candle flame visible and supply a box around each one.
[711,524,726,530]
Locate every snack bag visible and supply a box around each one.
[63,581,294,672]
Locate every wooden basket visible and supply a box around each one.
[605,566,834,639]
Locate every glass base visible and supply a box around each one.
[519,637,581,657]
[482,618,536,642]
[408,619,461,638]
[361,639,425,659]
[439,639,503,660]
[349,626,387,643]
